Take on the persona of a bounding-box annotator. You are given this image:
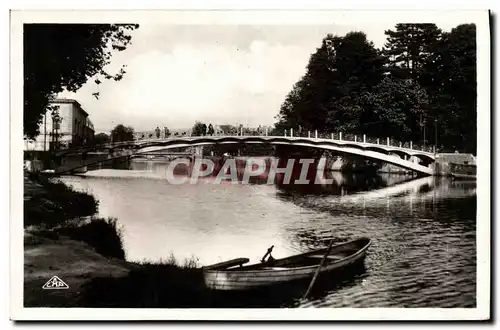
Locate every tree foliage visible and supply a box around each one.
[275,32,385,134]
[365,78,428,140]
[24,24,139,140]
[218,124,239,135]
[275,24,477,154]
[383,24,442,80]
[111,124,135,142]
[191,122,207,136]
[93,133,111,145]
[420,24,477,152]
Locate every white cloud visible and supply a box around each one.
[60,34,311,132]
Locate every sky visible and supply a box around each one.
[58,23,463,133]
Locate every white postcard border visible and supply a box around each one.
[10,9,490,321]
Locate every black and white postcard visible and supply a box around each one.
[10,9,490,321]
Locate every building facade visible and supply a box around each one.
[24,98,95,151]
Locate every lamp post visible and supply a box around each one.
[48,111,61,170]
[110,121,114,144]
[51,112,61,151]
[43,113,47,152]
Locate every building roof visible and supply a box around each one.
[50,98,88,117]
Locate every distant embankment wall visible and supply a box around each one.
[432,153,476,176]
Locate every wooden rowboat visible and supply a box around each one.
[450,162,476,180]
[451,172,476,180]
[203,237,371,291]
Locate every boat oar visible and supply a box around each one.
[303,238,335,299]
[261,245,274,263]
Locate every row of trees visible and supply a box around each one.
[95,124,176,145]
[92,124,134,145]
[274,24,477,153]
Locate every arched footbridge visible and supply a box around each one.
[57,134,436,176]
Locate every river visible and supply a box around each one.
[59,159,477,308]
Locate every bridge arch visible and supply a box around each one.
[56,136,435,176]
[134,139,433,175]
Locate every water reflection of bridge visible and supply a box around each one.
[339,177,476,203]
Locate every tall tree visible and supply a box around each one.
[420,24,476,153]
[275,78,310,131]
[276,32,386,133]
[383,24,442,80]
[110,124,135,142]
[324,32,386,133]
[93,132,110,145]
[24,24,139,140]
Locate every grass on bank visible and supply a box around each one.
[24,171,99,227]
[79,258,209,308]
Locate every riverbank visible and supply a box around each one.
[23,172,207,307]
[24,229,211,307]
[24,231,132,307]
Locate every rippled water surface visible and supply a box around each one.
[60,160,477,308]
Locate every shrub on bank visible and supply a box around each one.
[24,173,99,227]
[56,217,126,260]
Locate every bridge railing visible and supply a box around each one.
[71,129,435,156]
[280,129,434,154]
[132,130,434,153]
